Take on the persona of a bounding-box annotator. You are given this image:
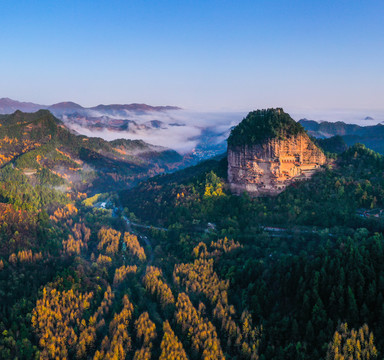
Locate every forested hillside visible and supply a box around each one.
[0,110,183,194]
[1,110,383,359]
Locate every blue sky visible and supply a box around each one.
[1,0,383,112]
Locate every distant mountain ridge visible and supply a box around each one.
[299,118,384,154]
[0,97,181,115]
[0,98,45,113]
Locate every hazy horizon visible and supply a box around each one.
[2,96,384,124]
[2,95,384,153]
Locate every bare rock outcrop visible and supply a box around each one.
[227,109,326,196]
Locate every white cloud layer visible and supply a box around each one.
[64,108,384,153]
[65,110,245,153]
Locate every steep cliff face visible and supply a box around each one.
[228,109,326,196]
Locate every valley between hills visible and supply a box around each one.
[0,107,383,360]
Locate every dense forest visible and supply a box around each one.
[0,109,383,359]
[120,143,384,359]
[227,108,306,146]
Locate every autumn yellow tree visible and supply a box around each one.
[143,266,175,308]
[175,292,225,359]
[159,320,188,360]
[174,258,261,358]
[133,312,157,360]
[98,227,121,255]
[32,288,93,359]
[113,265,137,285]
[93,295,134,360]
[326,323,378,360]
[123,232,146,261]
[76,286,115,358]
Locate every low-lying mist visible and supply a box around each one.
[64,110,245,154]
[62,108,384,154]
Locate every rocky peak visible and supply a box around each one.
[227,109,326,196]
